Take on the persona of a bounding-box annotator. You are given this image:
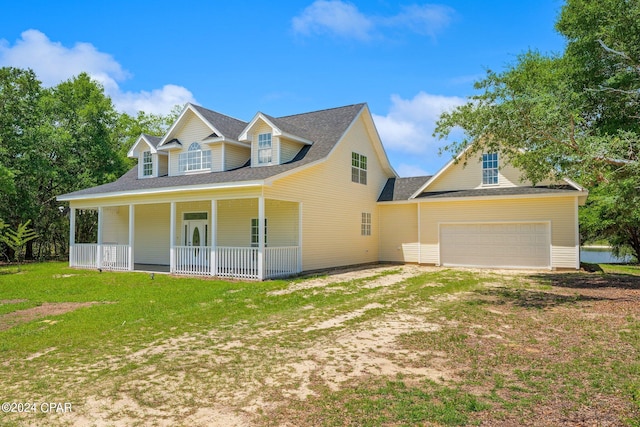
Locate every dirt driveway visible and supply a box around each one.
[7,264,640,426]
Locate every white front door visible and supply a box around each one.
[184,219,208,266]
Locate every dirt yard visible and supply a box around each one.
[3,264,639,426]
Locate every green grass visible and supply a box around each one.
[1,262,639,426]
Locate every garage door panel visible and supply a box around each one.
[440,223,550,268]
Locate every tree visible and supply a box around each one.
[1,220,38,267]
[434,0,639,261]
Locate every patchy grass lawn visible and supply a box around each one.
[0,262,638,426]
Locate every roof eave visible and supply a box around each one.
[57,180,265,202]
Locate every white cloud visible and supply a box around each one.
[397,163,430,177]
[372,91,466,154]
[292,1,455,40]
[0,30,195,115]
[292,0,373,40]
[384,4,455,39]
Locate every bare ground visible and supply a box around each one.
[3,264,640,426]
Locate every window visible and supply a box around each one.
[142,151,153,176]
[178,142,212,172]
[482,153,499,185]
[258,133,272,164]
[251,218,268,247]
[361,212,371,236]
[351,152,367,184]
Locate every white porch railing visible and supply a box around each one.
[100,244,130,271]
[174,246,211,276]
[70,244,98,268]
[70,244,130,271]
[216,247,259,279]
[265,246,300,279]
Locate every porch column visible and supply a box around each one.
[298,202,303,273]
[128,204,135,271]
[97,207,103,269]
[170,202,176,273]
[210,199,217,276]
[69,207,76,266]
[417,203,421,264]
[258,196,265,280]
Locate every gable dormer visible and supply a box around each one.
[238,113,312,167]
[127,134,167,178]
[156,104,250,176]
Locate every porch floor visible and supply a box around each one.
[134,264,170,273]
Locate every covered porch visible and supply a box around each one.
[68,197,302,280]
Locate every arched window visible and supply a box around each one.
[179,142,212,172]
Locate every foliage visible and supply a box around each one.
[0,67,178,260]
[1,219,38,264]
[580,181,640,261]
[434,0,640,258]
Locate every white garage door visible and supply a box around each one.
[440,223,550,268]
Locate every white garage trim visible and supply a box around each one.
[438,221,552,269]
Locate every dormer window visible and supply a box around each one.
[179,142,212,172]
[482,153,499,185]
[142,151,153,176]
[258,133,272,164]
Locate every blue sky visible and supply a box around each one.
[0,0,565,176]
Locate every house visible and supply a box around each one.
[57,103,588,279]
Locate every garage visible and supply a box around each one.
[439,222,550,268]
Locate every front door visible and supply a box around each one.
[184,219,208,266]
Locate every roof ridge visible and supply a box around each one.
[276,103,365,120]
[191,104,248,125]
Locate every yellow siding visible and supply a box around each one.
[134,203,170,265]
[168,112,215,176]
[265,114,391,271]
[428,155,563,192]
[379,204,419,263]
[418,197,578,268]
[209,144,223,172]
[225,144,251,170]
[266,200,299,247]
[217,199,256,246]
[280,138,304,163]
[102,206,129,244]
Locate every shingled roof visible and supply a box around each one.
[59,103,366,199]
[377,177,432,202]
[190,105,248,140]
[415,185,580,199]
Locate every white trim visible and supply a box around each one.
[211,200,217,275]
[202,136,251,148]
[378,191,588,205]
[128,204,134,271]
[69,207,76,248]
[417,203,421,264]
[238,113,313,145]
[157,104,219,148]
[57,180,265,202]
[127,135,158,158]
[437,220,552,270]
[411,146,472,198]
[258,196,265,280]
[97,207,104,269]
[575,197,580,269]
[170,202,176,273]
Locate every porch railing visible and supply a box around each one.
[70,244,98,268]
[265,246,300,279]
[70,244,130,271]
[216,247,259,279]
[100,244,130,271]
[174,245,211,276]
